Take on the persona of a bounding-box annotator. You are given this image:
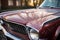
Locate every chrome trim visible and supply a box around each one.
[2,26,22,40]
[41,16,60,26]
[0,20,22,40]
[0,20,3,30]
[26,25,39,32]
[26,27,32,40]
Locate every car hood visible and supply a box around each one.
[0,8,60,32]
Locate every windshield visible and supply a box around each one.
[39,0,60,8]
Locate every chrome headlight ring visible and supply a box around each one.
[27,28,39,40]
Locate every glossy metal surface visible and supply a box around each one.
[0,8,60,40]
[0,8,60,31]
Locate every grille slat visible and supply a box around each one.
[3,20,27,35]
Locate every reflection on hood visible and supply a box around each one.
[40,0,60,8]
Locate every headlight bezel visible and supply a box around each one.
[27,27,39,40]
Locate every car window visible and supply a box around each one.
[39,0,60,8]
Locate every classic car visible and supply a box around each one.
[0,0,60,40]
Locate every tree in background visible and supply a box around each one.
[0,0,44,10]
[20,0,23,7]
[33,0,44,8]
[39,0,44,5]
[17,0,44,7]
[25,0,28,6]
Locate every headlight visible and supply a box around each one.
[29,29,39,40]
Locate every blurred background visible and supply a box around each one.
[0,0,44,12]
